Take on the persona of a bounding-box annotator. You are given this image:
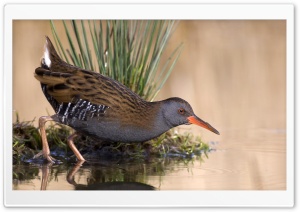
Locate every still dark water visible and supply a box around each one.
[12,128,286,190]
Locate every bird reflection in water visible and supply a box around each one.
[40,161,155,191]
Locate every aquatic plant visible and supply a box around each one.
[50,20,183,101]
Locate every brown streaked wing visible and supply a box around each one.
[64,70,130,108]
[35,67,129,108]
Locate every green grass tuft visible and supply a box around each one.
[50,20,183,101]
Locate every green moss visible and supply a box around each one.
[12,117,212,164]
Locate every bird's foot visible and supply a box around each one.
[33,151,59,164]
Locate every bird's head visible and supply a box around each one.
[161,97,220,135]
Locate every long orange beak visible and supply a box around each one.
[187,116,220,135]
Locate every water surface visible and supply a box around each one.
[13,128,285,190]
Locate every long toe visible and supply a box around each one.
[33,151,58,164]
[46,155,58,164]
[33,151,44,159]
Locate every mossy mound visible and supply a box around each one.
[13,117,212,164]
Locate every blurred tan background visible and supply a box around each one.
[13,20,286,142]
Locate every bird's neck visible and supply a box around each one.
[144,100,174,134]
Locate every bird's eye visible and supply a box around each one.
[178,108,185,115]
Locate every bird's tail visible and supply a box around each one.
[41,36,62,70]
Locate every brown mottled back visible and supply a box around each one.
[34,36,156,126]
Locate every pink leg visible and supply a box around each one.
[34,116,56,163]
[67,132,86,161]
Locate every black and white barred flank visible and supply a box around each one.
[56,98,109,124]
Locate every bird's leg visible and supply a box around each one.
[67,132,86,161]
[33,116,57,163]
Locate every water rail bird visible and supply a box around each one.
[34,36,220,163]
